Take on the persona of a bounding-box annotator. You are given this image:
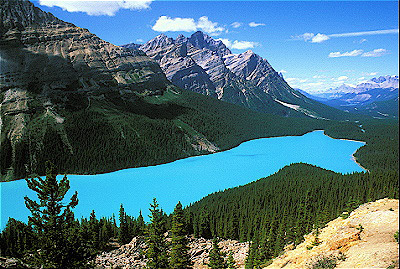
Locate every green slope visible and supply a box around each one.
[1,85,332,181]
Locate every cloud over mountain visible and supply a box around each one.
[152,16,225,35]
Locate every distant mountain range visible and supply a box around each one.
[123,33,349,120]
[298,75,399,118]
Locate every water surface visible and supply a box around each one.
[1,130,365,228]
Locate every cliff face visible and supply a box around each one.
[266,198,399,269]
[0,0,167,93]
[0,0,196,180]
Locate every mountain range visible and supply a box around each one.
[298,75,399,118]
[123,33,348,120]
[0,0,337,181]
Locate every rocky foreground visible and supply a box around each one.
[266,198,399,269]
[95,237,249,268]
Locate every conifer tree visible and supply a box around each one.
[136,210,145,236]
[170,201,192,269]
[89,210,100,248]
[119,204,130,245]
[24,161,90,268]
[146,198,168,269]
[208,238,226,269]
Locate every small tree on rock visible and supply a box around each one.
[208,238,226,269]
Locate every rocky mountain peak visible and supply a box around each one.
[140,33,174,52]
[175,34,188,44]
[188,31,231,57]
[243,49,255,55]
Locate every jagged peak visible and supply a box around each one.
[188,31,231,56]
[175,34,188,44]
[146,33,173,45]
[154,33,168,39]
[190,30,209,39]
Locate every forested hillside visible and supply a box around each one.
[184,119,399,267]
[1,85,335,181]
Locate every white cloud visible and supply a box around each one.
[369,72,377,76]
[337,76,348,81]
[152,16,197,32]
[217,38,232,48]
[249,22,266,27]
[136,38,144,43]
[359,38,367,43]
[231,22,242,28]
[197,16,225,35]
[328,49,363,58]
[279,69,287,74]
[285,78,297,82]
[311,33,330,43]
[152,16,225,35]
[361,48,388,57]
[329,29,399,38]
[294,28,398,43]
[39,0,152,16]
[358,77,365,80]
[296,33,315,41]
[217,38,259,50]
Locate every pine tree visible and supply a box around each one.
[119,204,130,245]
[208,238,226,269]
[24,161,90,268]
[88,210,99,249]
[146,198,168,269]
[136,210,145,236]
[170,201,192,269]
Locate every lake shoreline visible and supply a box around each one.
[1,129,367,230]
[320,130,368,172]
[0,129,368,183]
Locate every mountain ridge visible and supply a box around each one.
[299,75,399,118]
[123,32,352,120]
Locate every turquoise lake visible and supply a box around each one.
[0,130,365,229]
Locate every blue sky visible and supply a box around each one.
[34,0,398,93]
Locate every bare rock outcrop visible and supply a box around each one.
[266,198,399,269]
[95,236,249,268]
